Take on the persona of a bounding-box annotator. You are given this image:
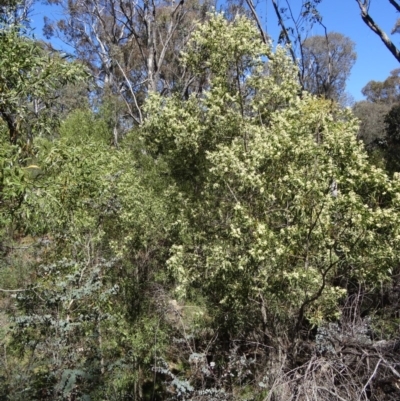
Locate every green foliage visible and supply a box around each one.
[381,104,400,173]
[352,100,390,146]
[0,27,90,266]
[356,70,400,174]
[1,107,174,398]
[144,14,400,336]
[0,0,29,28]
[144,14,299,191]
[385,103,400,141]
[2,11,400,401]
[0,27,88,145]
[59,109,110,145]
[361,69,400,105]
[10,258,119,400]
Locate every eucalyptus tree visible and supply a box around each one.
[0,28,87,146]
[245,0,325,89]
[353,100,390,146]
[0,0,32,28]
[354,70,400,171]
[271,0,400,66]
[355,0,400,63]
[302,32,356,101]
[244,0,357,101]
[44,0,212,128]
[379,102,400,173]
[267,1,323,61]
[362,69,400,104]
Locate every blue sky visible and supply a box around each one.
[30,0,399,101]
[259,0,399,101]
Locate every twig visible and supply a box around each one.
[245,0,269,45]
[115,59,143,124]
[358,358,381,401]
[0,286,37,292]
[315,386,349,401]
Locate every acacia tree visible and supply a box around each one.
[0,8,87,262]
[143,15,400,398]
[1,107,174,399]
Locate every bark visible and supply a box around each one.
[47,0,191,123]
[267,1,332,93]
[0,110,18,145]
[270,0,298,67]
[389,0,400,13]
[356,0,400,63]
[245,0,269,45]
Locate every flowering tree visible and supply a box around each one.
[143,14,400,342]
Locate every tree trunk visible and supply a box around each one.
[0,111,19,145]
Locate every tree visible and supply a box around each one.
[302,32,356,101]
[0,19,93,398]
[249,0,326,90]
[354,70,400,172]
[362,68,400,104]
[0,21,88,272]
[1,108,174,399]
[352,100,390,145]
[4,10,400,401]
[355,0,400,63]
[44,0,211,128]
[0,0,32,28]
[243,0,356,101]
[385,103,400,140]
[0,28,87,145]
[381,103,400,172]
[141,15,400,399]
[144,13,400,339]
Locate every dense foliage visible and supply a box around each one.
[1,5,400,401]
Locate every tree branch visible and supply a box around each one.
[389,0,400,13]
[271,0,297,65]
[0,286,37,292]
[115,60,142,124]
[270,0,305,89]
[245,0,269,45]
[356,0,400,63]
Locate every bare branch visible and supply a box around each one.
[358,358,382,401]
[245,0,269,45]
[389,0,400,13]
[115,59,143,124]
[270,0,297,66]
[355,0,400,63]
